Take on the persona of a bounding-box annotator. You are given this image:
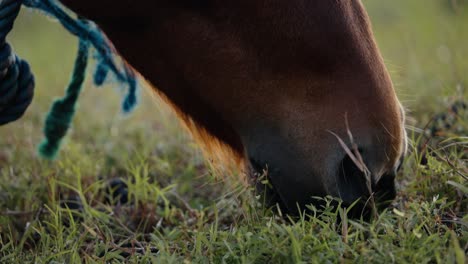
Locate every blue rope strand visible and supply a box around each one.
[0,0,140,158]
[93,61,108,86]
[38,39,90,159]
[22,0,139,113]
[20,0,139,158]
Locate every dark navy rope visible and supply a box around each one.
[0,0,35,126]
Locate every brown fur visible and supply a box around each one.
[58,0,407,212]
[144,74,245,174]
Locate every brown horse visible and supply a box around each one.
[58,0,407,215]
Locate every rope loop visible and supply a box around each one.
[0,0,35,126]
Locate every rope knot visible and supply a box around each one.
[0,0,35,126]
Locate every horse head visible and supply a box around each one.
[59,0,407,216]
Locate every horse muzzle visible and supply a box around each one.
[246,125,407,218]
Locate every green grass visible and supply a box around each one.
[1,1,467,263]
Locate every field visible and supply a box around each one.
[0,0,467,263]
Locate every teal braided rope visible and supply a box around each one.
[38,39,89,159]
[0,0,140,159]
[18,0,140,159]
[22,0,139,113]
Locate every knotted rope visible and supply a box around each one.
[0,0,140,159]
[0,0,34,126]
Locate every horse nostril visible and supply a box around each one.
[337,153,398,218]
[337,154,371,206]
